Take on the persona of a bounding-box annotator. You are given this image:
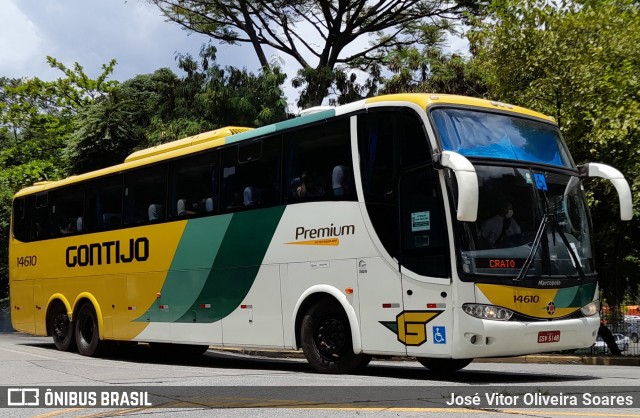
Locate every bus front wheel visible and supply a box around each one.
[75,303,108,357]
[49,303,75,352]
[300,300,370,374]
[417,357,472,373]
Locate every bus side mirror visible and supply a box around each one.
[437,151,478,222]
[580,163,633,221]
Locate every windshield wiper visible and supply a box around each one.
[515,210,586,282]
[515,213,548,281]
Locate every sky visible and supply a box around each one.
[0,0,469,110]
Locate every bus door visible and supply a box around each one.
[398,165,453,357]
[357,109,452,356]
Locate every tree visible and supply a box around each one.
[469,0,640,307]
[0,58,118,299]
[382,46,488,96]
[149,0,485,107]
[67,45,288,173]
[66,68,178,173]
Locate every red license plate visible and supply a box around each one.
[538,330,561,343]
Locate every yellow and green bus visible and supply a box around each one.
[10,94,633,373]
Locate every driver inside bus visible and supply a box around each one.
[480,200,521,247]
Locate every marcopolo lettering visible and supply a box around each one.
[66,237,149,267]
[295,224,355,240]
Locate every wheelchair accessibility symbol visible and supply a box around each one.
[433,326,446,344]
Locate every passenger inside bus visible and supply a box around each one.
[479,200,521,247]
[177,198,197,216]
[148,204,164,222]
[332,165,351,196]
[243,185,257,206]
[59,217,76,235]
[296,171,325,198]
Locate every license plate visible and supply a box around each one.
[538,330,561,343]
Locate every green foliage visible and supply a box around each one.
[67,45,288,175]
[0,161,64,297]
[66,68,179,173]
[382,47,489,96]
[149,0,486,106]
[170,45,288,128]
[0,58,118,298]
[470,0,640,305]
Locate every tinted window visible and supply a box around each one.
[283,119,353,202]
[400,168,448,277]
[169,151,219,218]
[358,110,432,260]
[359,109,430,204]
[221,138,281,211]
[12,197,30,242]
[31,193,50,240]
[49,185,85,237]
[123,165,167,225]
[85,175,123,231]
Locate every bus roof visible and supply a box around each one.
[14,93,555,198]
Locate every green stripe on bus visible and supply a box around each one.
[136,215,233,323]
[176,206,285,322]
[554,283,597,308]
[566,282,597,308]
[225,110,336,144]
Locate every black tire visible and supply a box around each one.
[149,342,209,357]
[75,303,107,357]
[417,357,473,373]
[300,299,370,374]
[632,333,639,343]
[49,304,76,352]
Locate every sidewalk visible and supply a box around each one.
[213,346,640,366]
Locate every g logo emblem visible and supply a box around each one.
[380,311,443,346]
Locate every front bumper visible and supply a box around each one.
[452,308,600,358]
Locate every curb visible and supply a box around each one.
[212,346,640,366]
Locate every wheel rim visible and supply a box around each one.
[314,316,347,359]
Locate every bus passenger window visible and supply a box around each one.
[12,197,31,242]
[283,119,352,203]
[123,165,167,226]
[169,151,219,218]
[221,137,281,211]
[85,175,122,231]
[49,184,85,237]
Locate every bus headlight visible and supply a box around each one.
[580,300,600,317]
[463,304,513,321]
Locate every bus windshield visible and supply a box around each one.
[431,108,595,280]
[453,165,594,279]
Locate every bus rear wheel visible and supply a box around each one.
[417,357,472,373]
[75,303,108,357]
[300,300,370,374]
[49,304,75,352]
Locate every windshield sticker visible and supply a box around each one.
[534,173,548,191]
[411,211,431,232]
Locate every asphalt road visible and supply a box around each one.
[1,332,640,418]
